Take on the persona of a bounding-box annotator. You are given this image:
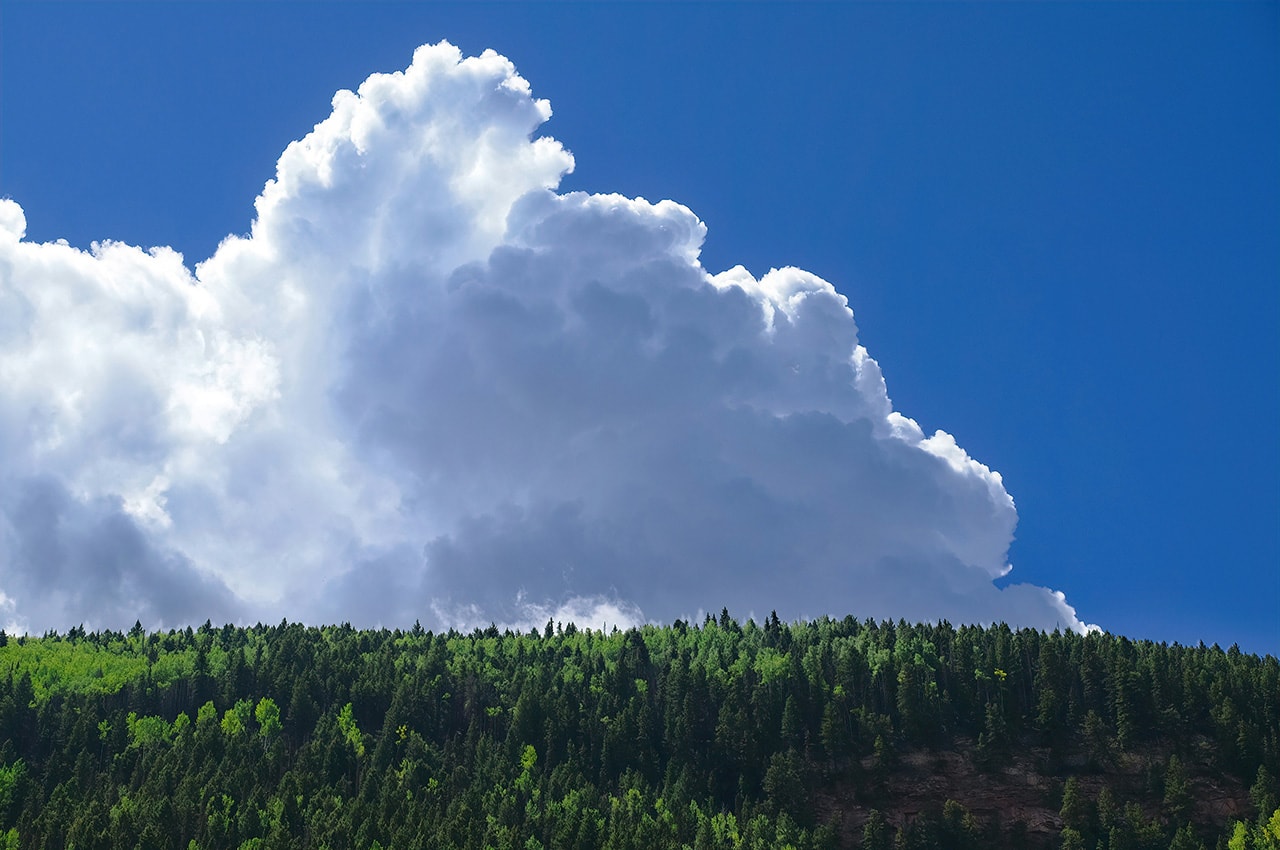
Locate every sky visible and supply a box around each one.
[0,2,1276,653]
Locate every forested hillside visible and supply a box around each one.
[0,615,1276,849]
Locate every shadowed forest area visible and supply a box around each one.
[0,615,1276,849]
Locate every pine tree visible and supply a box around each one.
[1060,826,1086,850]
[1165,754,1193,824]
[1168,823,1206,850]
[1252,767,1278,817]
[862,809,892,850]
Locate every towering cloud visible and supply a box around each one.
[0,43,1093,634]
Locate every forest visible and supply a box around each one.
[0,614,1276,849]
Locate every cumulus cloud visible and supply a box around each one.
[0,43,1095,635]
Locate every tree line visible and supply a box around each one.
[0,614,1275,849]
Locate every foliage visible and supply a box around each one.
[0,616,1273,848]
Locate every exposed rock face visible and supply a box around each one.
[811,736,1253,848]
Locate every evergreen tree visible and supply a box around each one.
[1252,768,1278,817]
[1165,754,1193,824]
[1062,776,1090,834]
[0,617,1272,849]
[863,809,892,850]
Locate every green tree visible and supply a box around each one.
[1252,768,1278,817]
[0,761,24,826]
[1226,820,1251,850]
[1097,786,1120,834]
[941,799,978,850]
[1168,823,1205,850]
[255,697,282,739]
[762,749,807,822]
[1261,808,1280,850]
[220,699,253,738]
[862,809,892,850]
[1164,754,1193,824]
[337,702,365,758]
[1061,777,1090,834]
[1060,826,1086,850]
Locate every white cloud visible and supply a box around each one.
[0,42,1096,635]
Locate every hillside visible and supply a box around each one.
[0,616,1276,849]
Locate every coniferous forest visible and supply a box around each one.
[0,615,1276,849]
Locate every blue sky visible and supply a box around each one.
[1,2,1276,653]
